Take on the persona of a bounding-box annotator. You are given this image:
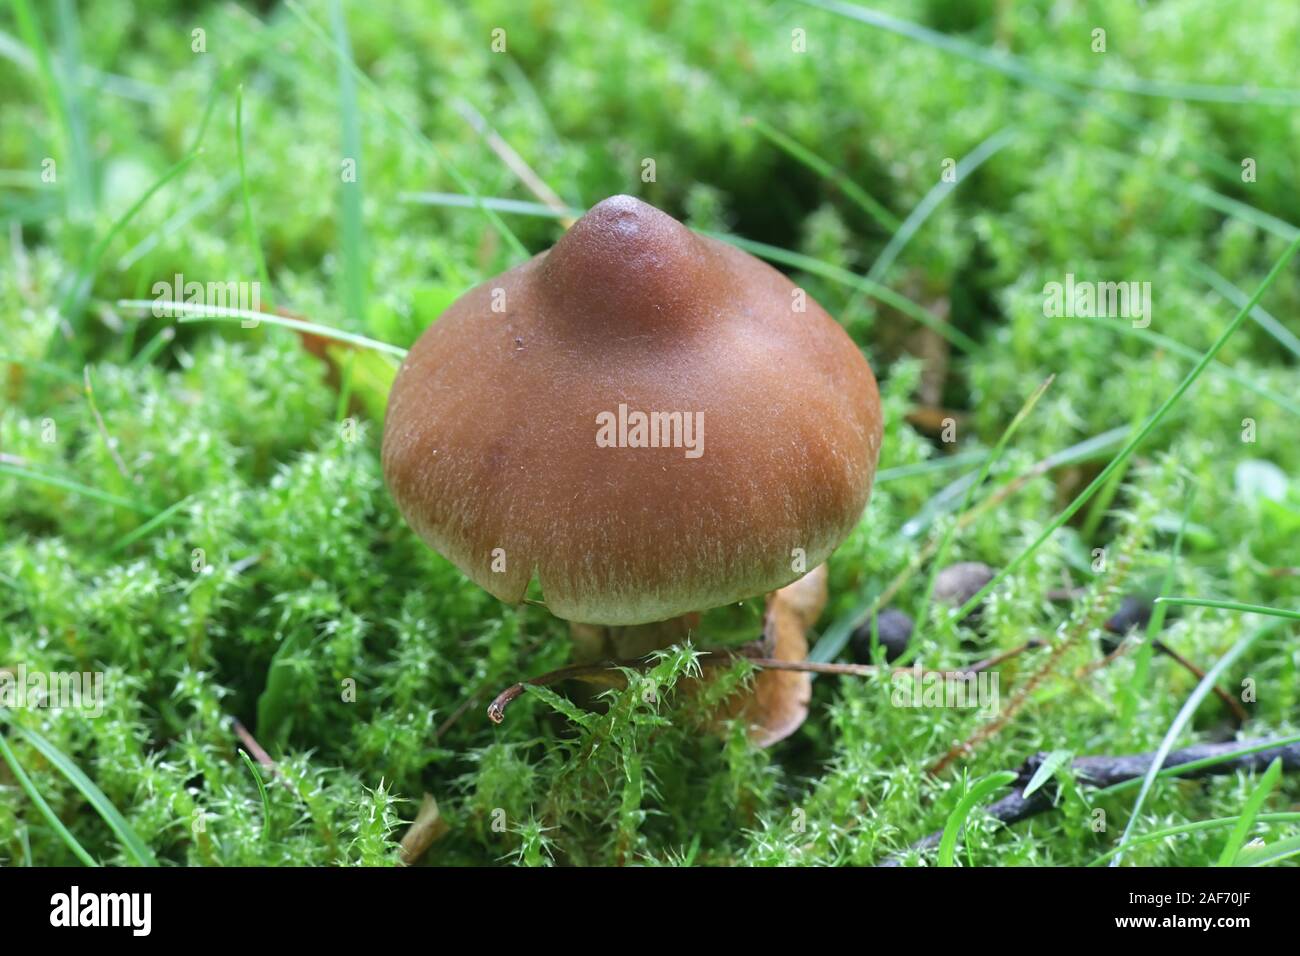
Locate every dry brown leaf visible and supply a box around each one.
[716,564,827,747]
[399,793,450,865]
[281,307,398,423]
[559,568,828,747]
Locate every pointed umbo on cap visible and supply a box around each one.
[382,195,882,625]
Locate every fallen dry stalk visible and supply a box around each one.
[452,98,575,228]
[926,543,1138,776]
[232,718,277,772]
[231,718,304,796]
[881,736,1300,866]
[485,640,1046,726]
[1154,640,1250,723]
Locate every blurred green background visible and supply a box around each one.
[1,0,1298,866]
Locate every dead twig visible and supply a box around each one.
[232,718,275,771]
[231,717,313,804]
[1154,640,1250,723]
[452,98,575,228]
[880,736,1300,866]
[485,640,1047,726]
[434,686,484,741]
[926,539,1139,777]
[1069,636,1247,723]
[83,365,135,483]
[969,639,1046,673]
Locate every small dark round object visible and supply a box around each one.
[850,608,913,663]
[932,562,997,622]
[1104,595,1154,636]
[1101,594,1157,653]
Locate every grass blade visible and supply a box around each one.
[52,150,199,352]
[874,449,988,485]
[0,725,99,866]
[396,192,977,353]
[948,231,1300,625]
[1087,812,1300,867]
[705,232,980,353]
[329,0,366,324]
[1076,314,1300,417]
[1189,263,1300,361]
[808,425,1128,665]
[1109,623,1277,865]
[115,299,409,358]
[453,97,575,225]
[0,353,81,382]
[744,115,900,232]
[842,125,1017,327]
[1215,757,1282,866]
[1235,832,1300,867]
[0,462,151,514]
[919,375,1054,639]
[1098,151,1300,242]
[937,770,1018,866]
[239,749,272,840]
[1119,488,1194,732]
[51,0,93,213]
[1156,598,1300,621]
[1022,750,1072,800]
[284,0,529,261]
[8,0,89,216]
[401,191,579,219]
[3,718,158,866]
[117,172,238,272]
[864,125,1016,285]
[1095,733,1300,797]
[235,84,273,308]
[128,325,176,370]
[799,0,1300,106]
[109,493,196,554]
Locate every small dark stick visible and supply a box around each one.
[232,718,276,772]
[485,641,1048,725]
[230,717,299,795]
[1102,594,1247,723]
[880,736,1300,865]
[1100,594,1154,653]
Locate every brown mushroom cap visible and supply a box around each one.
[382,195,882,625]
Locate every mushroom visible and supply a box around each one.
[382,195,882,739]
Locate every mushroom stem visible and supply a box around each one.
[569,613,702,663]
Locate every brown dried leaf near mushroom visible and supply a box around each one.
[381,196,883,745]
